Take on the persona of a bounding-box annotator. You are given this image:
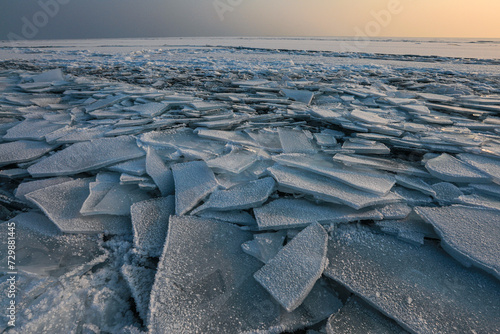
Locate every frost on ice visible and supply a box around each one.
[1,44,500,333]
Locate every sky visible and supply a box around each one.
[0,0,499,41]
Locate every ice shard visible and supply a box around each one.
[145,147,174,196]
[0,140,56,167]
[425,153,490,183]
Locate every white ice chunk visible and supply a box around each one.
[281,89,314,105]
[197,210,256,226]
[457,153,500,183]
[268,165,402,210]
[28,136,145,177]
[241,231,286,263]
[254,223,328,312]
[146,147,174,196]
[377,203,413,220]
[107,157,147,176]
[121,264,155,324]
[171,161,218,215]
[278,128,317,154]
[333,154,429,177]
[415,205,500,280]
[393,187,432,206]
[0,140,56,167]
[25,178,131,234]
[31,69,65,83]
[395,174,436,196]
[326,297,409,334]
[425,153,490,183]
[458,194,500,211]
[15,177,73,202]
[131,196,175,257]
[342,139,391,155]
[192,177,275,214]
[325,225,500,334]
[470,183,500,198]
[3,119,64,141]
[274,154,395,196]
[84,94,128,112]
[350,109,390,125]
[431,182,463,205]
[206,149,258,174]
[81,183,149,216]
[124,102,168,117]
[254,198,383,230]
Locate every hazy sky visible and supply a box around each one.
[1,0,499,41]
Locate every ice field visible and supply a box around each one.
[0,38,500,333]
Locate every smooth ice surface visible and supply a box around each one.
[192,177,275,214]
[268,164,402,209]
[326,297,409,334]
[146,147,174,196]
[254,223,328,312]
[254,198,383,230]
[425,153,490,183]
[25,178,131,234]
[131,196,175,258]
[206,149,258,174]
[415,205,500,279]
[28,136,145,177]
[0,140,56,167]
[148,216,334,333]
[325,225,500,334]
[171,161,219,215]
[241,231,286,263]
[278,128,317,154]
[274,154,395,195]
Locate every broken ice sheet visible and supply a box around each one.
[254,198,383,230]
[415,205,500,280]
[281,88,314,105]
[192,177,275,214]
[0,140,56,167]
[0,212,102,276]
[254,223,328,312]
[148,216,338,333]
[3,119,64,141]
[206,148,258,174]
[171,160,219,215]
[274,153,395,195]
[241,231,286,263]
[342,138,391,155]
[121,264,156,324]
[268,164,402,210]
[28,136,145,177]
[15,176,73,202]
[196,210,256,226]
[25,178,131,234]
[457,153,500,183]
[131,196,175,257]
[326,297,409,334]
[278,127,317,154]
[425,153,491,183]
[325,225,500,334]
[146,147,174,196]
[124,102,168,117]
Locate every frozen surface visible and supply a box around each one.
[278,128,317,154]
[326,297,409,334]
[27,136,145,177]
[458,153,500,182]
[254,223,328,312]
[145,147,174,196]
[15,177,73,202]
[0,140,56,167]
[254,198,383,230]
[121,264,156,324]
[425,153,491,183]
[193,177,275,213]
[268,164,402,209]
[325,225,500,334]
[25,178,131,234]
[131,196,175,258]
[415,205,500,279]
[241,231,286,263]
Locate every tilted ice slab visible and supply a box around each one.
[146,147,174,196]
[326,297,409,334]
[124,102,168,117]
[108,157,147,176]
[192,177,275,214]
[274,154,395,195]
[324,225,500,334]
[171,160,219,215]
[350,109,391,125]
[121,264,156,324]
[267,165,402,210]
[3,119,64,141]
[254,198,383,230]
[415,205,500,280]
[241,231,286,263]
[25,178,131,234]
[278,128,317,154]
[149,216,340,334]
[333,154,429,177]
[84,94,128,112]
[394,174,436,197]
[0,140,56,167]
[131,196,175,258]
[28,136,145,177]
[254,223,329,312]
[425,153,490,183]
[342,139,391,155]
[206,149,258,174]
[281,88,314,105]
[31,68,65,83]
[15,177,73,202]
[458,153,500,183]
